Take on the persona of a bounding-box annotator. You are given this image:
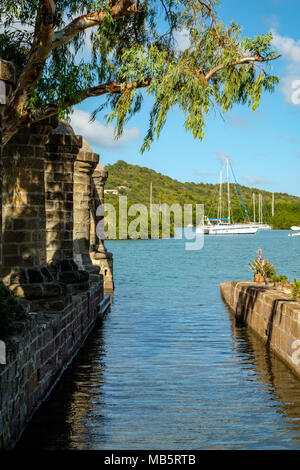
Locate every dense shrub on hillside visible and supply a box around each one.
[105,161,300,234]
[269,203,300,229]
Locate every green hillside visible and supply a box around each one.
[104,160,300,232]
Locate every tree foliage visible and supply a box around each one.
[0,0,280,147]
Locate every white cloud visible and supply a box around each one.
[227,113,257,132]
[215,150,232,165]
[272,31,300,105]
[174,29,191,52]
[272,32,300,63]
[243,175,272,186]
[265,15,280,31]
[277,131,299,144]
[70,109,140,150]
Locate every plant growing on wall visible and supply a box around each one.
[0,1,280,149]
[272,275,290,285]
[248,258,276,282]
[263,262,276,280]
[249,258,265,276]
[292,280,300,302]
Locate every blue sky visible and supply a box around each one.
[72,0,300,196]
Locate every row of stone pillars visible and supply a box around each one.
[0,60,113,308]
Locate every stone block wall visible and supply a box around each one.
[0,60,113,449]
[73,142,98,268]
[1,119,56,278]
[221,282,300,378]
[90,163,114,292]
[0,280,102,449]
[45,126,82,263]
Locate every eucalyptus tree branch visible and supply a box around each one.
[40,0,56,16]
[5,0,56,117]
[52,0,138,49]
[3,0,139,145]
[2,78,150,145]
[204,54,282,81]
[196,0,220,36]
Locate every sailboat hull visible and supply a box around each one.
[196,226,210,235]
[208,224,258,235]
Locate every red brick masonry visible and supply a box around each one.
[221,282,300,379]
[0,282,102,449]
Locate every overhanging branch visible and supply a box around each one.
[205,54,282,81]
[52,0,138,49]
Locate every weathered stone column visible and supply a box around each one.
[45,121,82,263]
[44,121,91,295]
[91,162,114,292]
[0,118,70,302]
[2,119,56,273]
[73,140,99,270]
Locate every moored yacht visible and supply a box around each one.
[197,159,259,235]
[208,222,258,235]
[289,225,300,237]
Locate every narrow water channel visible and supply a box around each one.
[17,231,300,449]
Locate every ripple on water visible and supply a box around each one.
[17,231,300,450]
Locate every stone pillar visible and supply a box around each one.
[1,119,56,274]
[0,118,71,302]
[73,140,99,270]
[44,121,92,295]
[91,163,114,292]
[44,122,82,263]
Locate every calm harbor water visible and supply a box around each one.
[17,230,300,450]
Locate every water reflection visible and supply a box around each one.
[18,306,300,450]
[16,326,107,450]
[228,306,300,445]
[16,233,300,449]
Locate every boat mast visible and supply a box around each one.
[259,194,263,225]
[229,161,250,223]
[227,158,231,224]
[150,182,153,219]
[253,193,256,223]
[218,170,223,220]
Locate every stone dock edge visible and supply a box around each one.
[220,281,300,379]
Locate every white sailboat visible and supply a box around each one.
[256,193,272,230]
[289,225,300,237]
[197,159,259,235]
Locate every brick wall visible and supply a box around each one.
[44,129,82,263]
[0,59,113,449]
[221,282,300,378]
[0,280,102,449]
[73,145,98,268]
